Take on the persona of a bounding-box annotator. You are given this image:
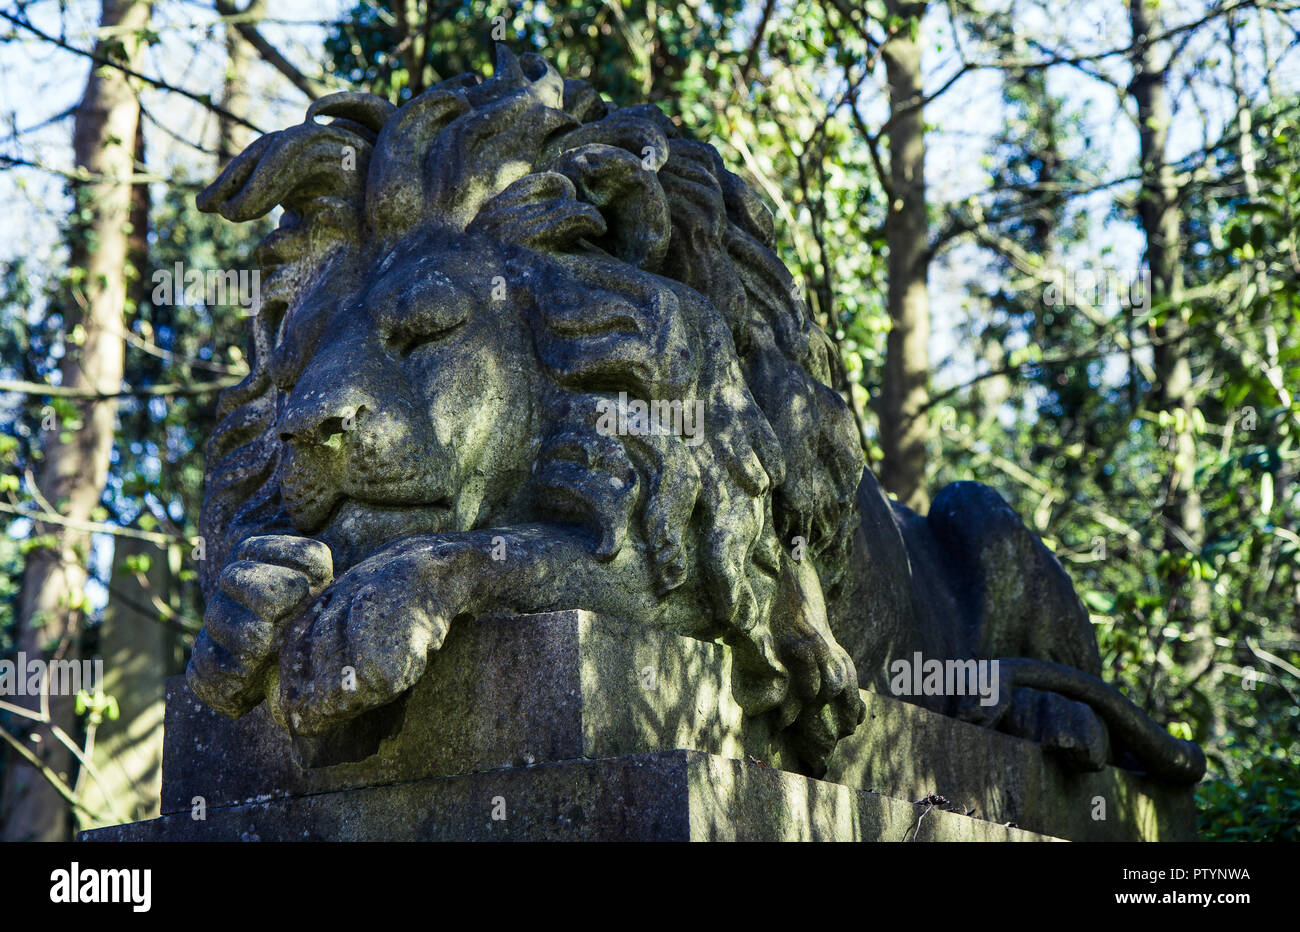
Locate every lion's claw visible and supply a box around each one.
[186,535,333,719]
[276,550,451,735]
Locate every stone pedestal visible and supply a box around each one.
[81,611,1197,842]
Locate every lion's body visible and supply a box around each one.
[832,472,1113,770]
[187,47,1203,783]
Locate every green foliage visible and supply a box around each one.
[935,13,1300,838]
[325,0,746,108]
[1197,745,1300,842]
[109,183,272,634]
[0,535,20,656]
[75,689,121,726]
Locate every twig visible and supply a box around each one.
[0,502,188,546]
[0,723,109,824]
[213,0,330,99]
[0,9,263,133]
[0,375,242,400]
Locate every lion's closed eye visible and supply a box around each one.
[373,269,475,355]
[390,316,467,355]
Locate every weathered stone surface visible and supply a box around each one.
[182,45,1205,786]
[161,610,785,813]
[825,692,1198,842]
[152,611,1192,841]
[188,49,869,777]
[87,750,1058,842]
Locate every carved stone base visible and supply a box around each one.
[81,611,1196,842]
[81,748,1060,842]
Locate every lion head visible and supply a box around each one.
[194,47,867,772]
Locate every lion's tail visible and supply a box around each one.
[981,658,1207,785]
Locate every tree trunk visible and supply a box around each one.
[0,0,150,841]
[80,535,182,827]
[879,0,931,512]
[1128,0,1211,715]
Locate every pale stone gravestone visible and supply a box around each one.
[84,48,1201,842]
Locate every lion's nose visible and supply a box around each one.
[277,400,366,447]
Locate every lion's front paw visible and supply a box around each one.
[275,543,456,735]
[779,620,865,775]
[187,535,333,718]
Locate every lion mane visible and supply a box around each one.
[197,46,866,767]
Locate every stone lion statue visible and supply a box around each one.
[189,47,1204,783]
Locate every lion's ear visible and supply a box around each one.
[468,172,606,251]
[553,144,670,271]
[538,107,670,171]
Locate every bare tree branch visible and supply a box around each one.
[0,375,243,400]
[213,0,329,99]
[0,8,264,133]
